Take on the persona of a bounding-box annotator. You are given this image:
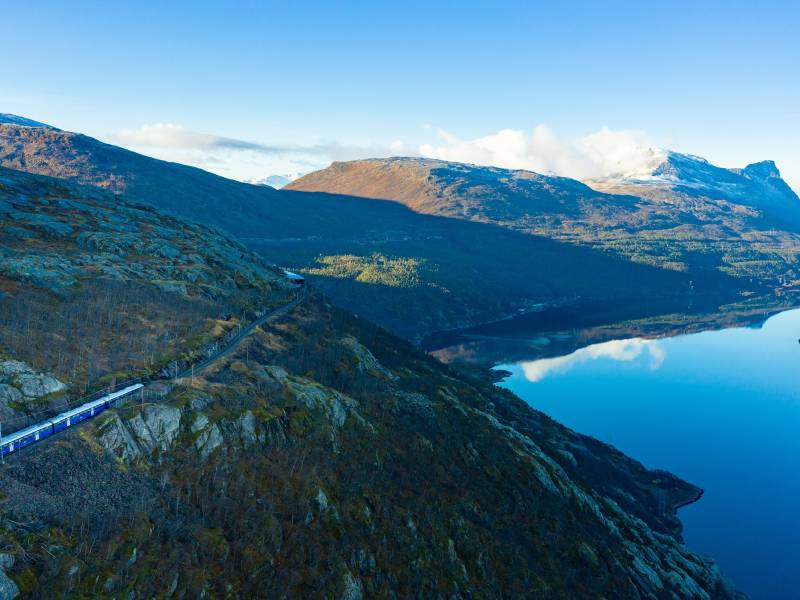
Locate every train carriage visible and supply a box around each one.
[0,383,143,457]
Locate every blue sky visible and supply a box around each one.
[3,0,799,189]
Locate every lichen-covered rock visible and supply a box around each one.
[0,255,78,290]
[236,411,257,447]
[262,364,288,383]
[0,361,28,378]
[14,372,66,398]
[0,554,18,600]
[0,570,18,600]
[127,405,182,455]
[0,360,66,420]
[196,425,223,459]
[0,383,22,409]
[97,413,142,461]
[339,569,363,600]
[339,336,396,379]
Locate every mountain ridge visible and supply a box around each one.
[588,150,800,222]
[2,115,796,342]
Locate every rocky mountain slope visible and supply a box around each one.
[0,118,752,340]
[0,161,745,597]
[588,152,800,224]
[0,118,283,235]
[289,157,800,275]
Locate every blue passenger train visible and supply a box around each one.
[0,384,144,457]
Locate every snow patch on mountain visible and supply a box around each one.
[589,151,800,222]
[246,173,305,189]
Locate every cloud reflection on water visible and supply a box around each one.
[520,338,666,382]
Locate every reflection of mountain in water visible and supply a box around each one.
[427,293,800,369]
[520,338,666,382]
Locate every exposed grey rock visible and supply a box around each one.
[98,413,142,461]
[0,255,78,289]
[128,405,181,455]
[0,554,18,600]
[191,414,209,433]
[263,365,288,382]
[0,361,29,378]
[0,384,22,412]
[0,570,19,600]
[0,361,66,405]
[76,231,143,255]
[339,336,396,379]
[154,280,188,295]
[192,415,223,459]
[15,372,66,398]
[237,411,257,447]
[394,391,435,419]
[339,569,363,600]
[9,212,72,237]
[187,390,213,411]
[315,488,330,512]
[146,241,182,259]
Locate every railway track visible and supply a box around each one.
[0,286,305,459]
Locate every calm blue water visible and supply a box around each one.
[497,308,800,600]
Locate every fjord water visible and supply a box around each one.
[497,308,800,600]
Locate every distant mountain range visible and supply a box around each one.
[289,154,800,230]
[2,114,798,339]
[588,151,800,223]
[246,173,305,189]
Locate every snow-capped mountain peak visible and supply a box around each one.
[245,173,305,189]
[587,150,800,224]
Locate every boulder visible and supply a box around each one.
[98,414,142,461]
[128,405,181,453]
[0,554,18,600]
[15,372,66,398]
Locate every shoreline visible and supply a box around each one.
[673,487,705,514]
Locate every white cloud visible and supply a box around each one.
[108,122,799,194]
[419,125,666,180]
[114,123,292,154]
[520,338,665,382]
[108,123,405,182]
